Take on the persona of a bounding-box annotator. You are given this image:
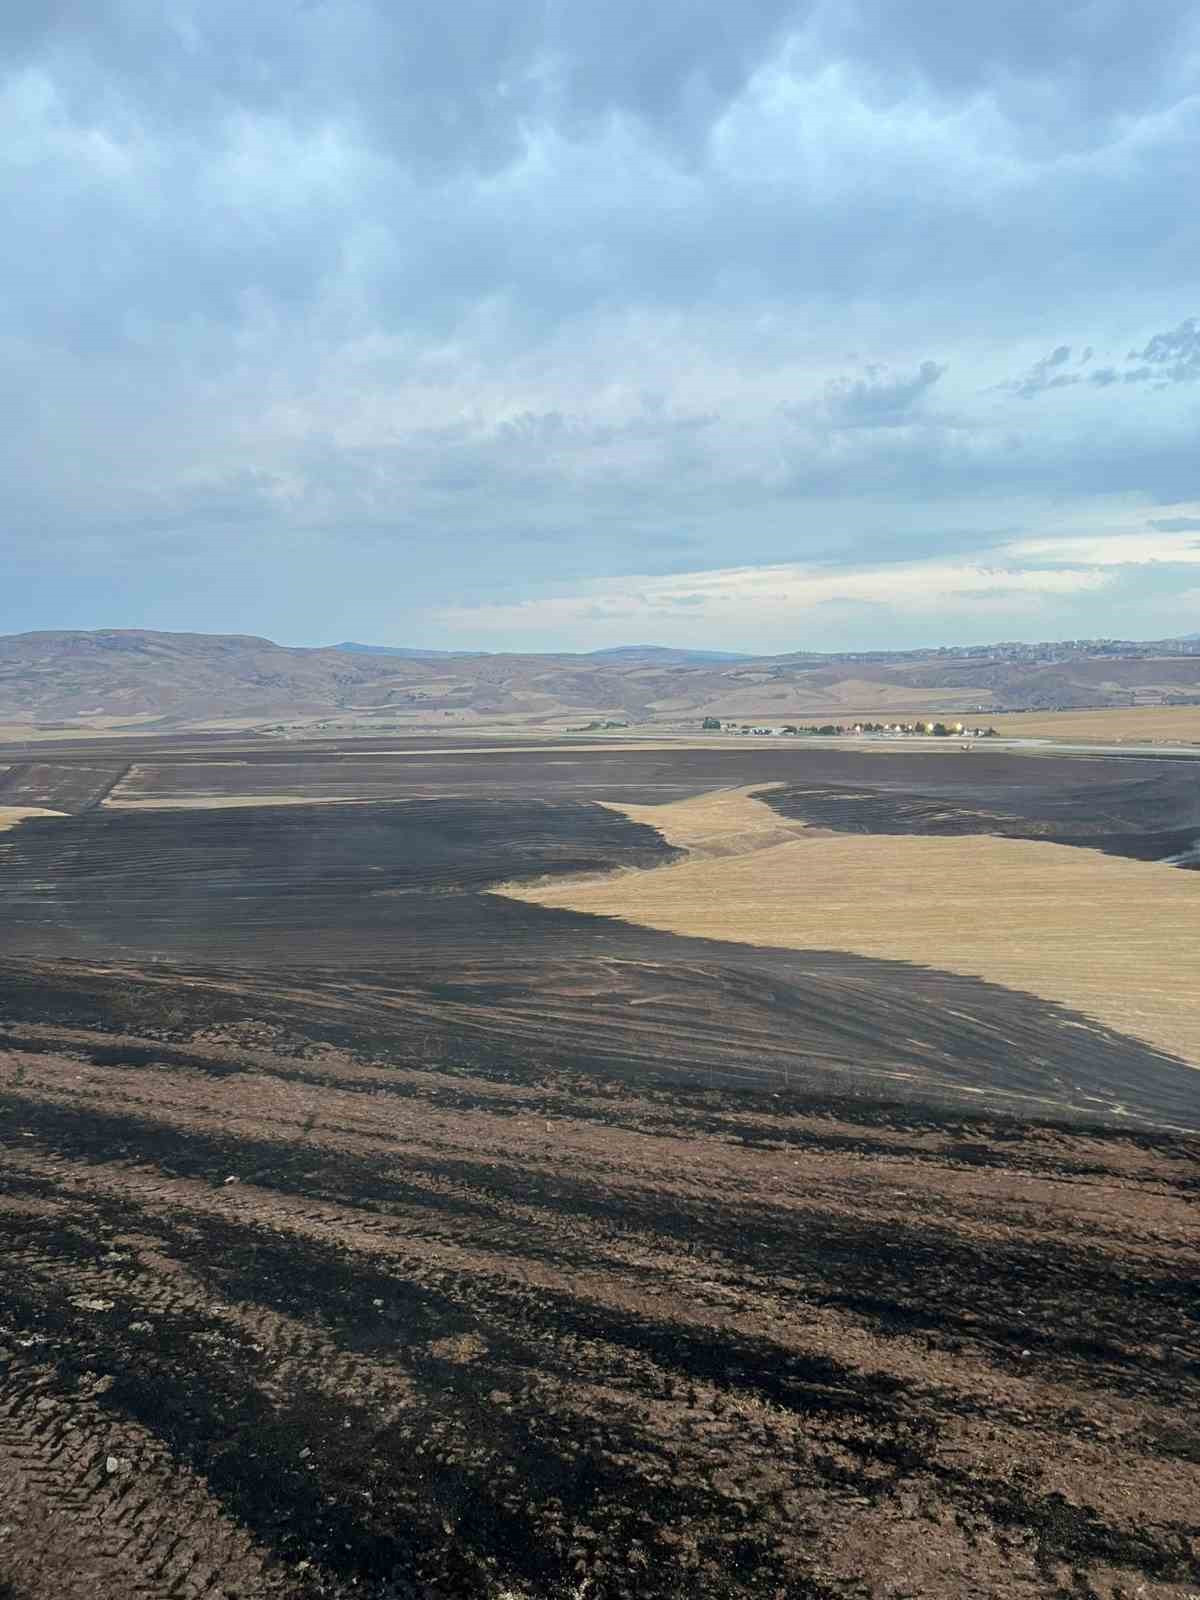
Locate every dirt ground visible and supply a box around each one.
[2,977,1198,1600]
[2,735,1198,1597]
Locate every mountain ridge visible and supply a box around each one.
[3,627,1200,733]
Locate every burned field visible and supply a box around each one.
[1,736,1199,1598]
[760,766,1200,868]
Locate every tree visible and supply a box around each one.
[702,717,722,730]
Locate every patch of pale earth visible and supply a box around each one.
[0,806,67,831]
[502,789,1200,1069]
[0,719,168,742]
[596,785,818,860]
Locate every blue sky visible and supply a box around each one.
[4,1,1200,652]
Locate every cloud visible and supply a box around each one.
[3,3,1200,646]
[810,0,1200,136]
[1010,530,1200,566]
[822,360,946,428]
[1127,317,1200,382]
[1007,318,1200,398]
[1007,345,1081,398]
[435,549,1115,648]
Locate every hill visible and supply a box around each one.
[584,644,754,663]
[330,641,479,658]
[3,627,1200,736]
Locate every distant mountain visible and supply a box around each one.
[4,627,1200,734]
[0,630,438,727]
[585,645,753,663]
[331,641,480,658]
[333,641,753,664]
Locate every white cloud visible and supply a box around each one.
[435,550,1114,644]
[1010,529,1200,565]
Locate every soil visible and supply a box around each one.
[0,762,130,814]
[2,987,1198,1599]
[2,795,1198,1125]
[1,735,1198,1597]
[760,769,1200,868]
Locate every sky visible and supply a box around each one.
[4,1,1200,654]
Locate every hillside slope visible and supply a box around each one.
[3,628,1200,732]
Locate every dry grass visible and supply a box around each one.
[0,716,172,743]
[502,789,1200,1070]
[602,784,812,859]
[0,806,66,831]
[991,706,1200,742]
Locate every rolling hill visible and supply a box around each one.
[2,627,1200,735]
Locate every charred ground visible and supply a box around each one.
[761,766,1200,868]
[1,735,1198,1598]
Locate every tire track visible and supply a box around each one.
[0,1359,283,1599]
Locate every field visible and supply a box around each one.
[1,733,1199,1598]
[991,707,1200,743]
[506,787,1200,1069]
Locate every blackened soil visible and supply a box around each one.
[3,929,1199,1128]
[761,766,1200,867]
[2,738,1198,1597]
[31,736,1200,813]
[0,797,679,951]
[1,1005,1197,1599]
[2,786,1198,1127]
[0,760,130,813]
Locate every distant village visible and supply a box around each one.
[701,718,999,738]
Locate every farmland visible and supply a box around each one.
[508,786,1200,1069]
[990,706,1200,743]
[1,733,1198,1598]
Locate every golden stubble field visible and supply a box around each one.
[0,805,66,831]
[502,787,1200,1073]
[989,706,1200,742]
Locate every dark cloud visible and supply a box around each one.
[11,1,1200,163]
[6,0,803,175]
[822,361,946,428]
[814,0,1200,144]
[1008,346,1082,398]
[1008,320,1200,397]
[1126,317,1200,382]
[3,1,1200,645]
